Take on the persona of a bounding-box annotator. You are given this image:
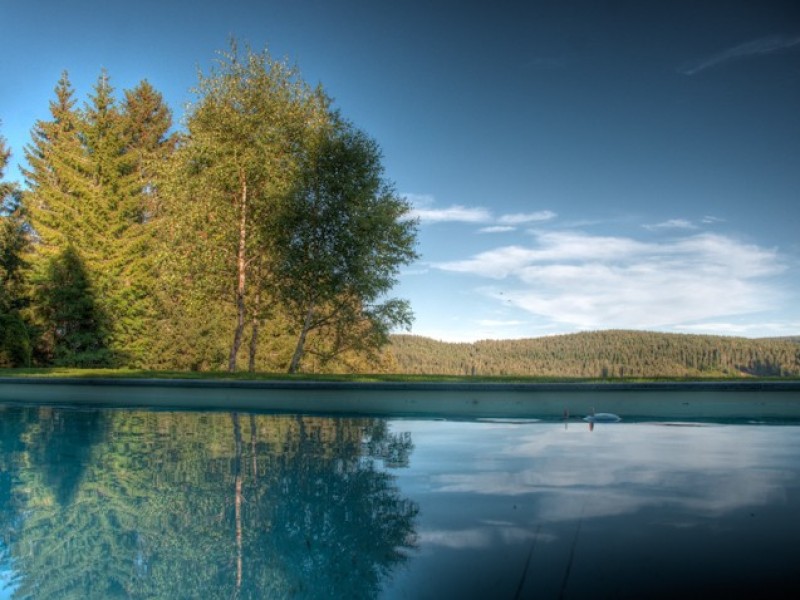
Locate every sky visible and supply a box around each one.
[2,0,799,342]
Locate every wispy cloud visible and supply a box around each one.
[408,204,492,224]
[643,218,698,231]
[435,231,786,331]
[479,226,516,234]
[497,210,557,225]
[403,193,492,224]
[679,34,800,75]
[679,321,800,336]
[403,193,556,228]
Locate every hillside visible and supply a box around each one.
[388,330,800,378]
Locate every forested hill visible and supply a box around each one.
[388,331,800,378]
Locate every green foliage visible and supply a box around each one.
[7,47,414,374]
[388,330,800,378]
[32,246,113,367]
[0,124,33,366]
[273,117,418,373]
[157,43,327,372]
[22,72,175,367]
[155,42,416,374]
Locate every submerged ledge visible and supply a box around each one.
[1,378,800,419]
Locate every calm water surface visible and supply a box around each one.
[1,405,799,599]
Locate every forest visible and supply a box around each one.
[0,43,417,374]
[388,330,800,378]
[3,46,799,379]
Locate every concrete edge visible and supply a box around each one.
[2,377,800,392]
[2,377,800,420]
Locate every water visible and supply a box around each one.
[1,405,799,598]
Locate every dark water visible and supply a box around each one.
[1,406,799,599]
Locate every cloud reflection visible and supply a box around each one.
[417,423,796,524]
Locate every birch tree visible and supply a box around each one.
[272,118,418,373]
[164,43,325,371]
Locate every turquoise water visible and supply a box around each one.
[1,405,799,598]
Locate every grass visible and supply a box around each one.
[1,367,797,384]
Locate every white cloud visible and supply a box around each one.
[408,204,492,224]
[643,218,698,231]
[402,193,556,229]
[497,210,557,225]
[679,321,800,336]
[479,226,516,234]
[679,34,800,75]
[434,231,786,331]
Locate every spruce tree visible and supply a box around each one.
[24,72,175,366]
[32,245,111,366]
[22,72,92,254]
[1,125,33,366]
[118,80,177,365]
[81,72,157,365]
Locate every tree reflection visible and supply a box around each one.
[0,408,418,599]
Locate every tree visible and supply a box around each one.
[92,77,175,365]
[22,72,91,255]
[161,42,327,371]
[33,245,111,366]
[271,118,418,373]
[1,126,33,366]
[23,72,175,366]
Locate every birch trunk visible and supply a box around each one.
[288,305,314,373]
[228,171,248,372]
[232,413,243,593]
[247,288,261,372]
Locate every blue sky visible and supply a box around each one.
[2,0,799,341]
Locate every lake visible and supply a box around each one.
[1,384,799,598]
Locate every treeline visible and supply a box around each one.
[389,330,800,378]
[0,43,416,372]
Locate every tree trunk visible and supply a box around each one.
[228,171,248,372]
[248,319,259,373]
[232,413,243,594]
[288,305,314,374]
[249,414,258,483]
[248,288,261,372]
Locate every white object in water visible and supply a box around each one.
[583,412,622,423]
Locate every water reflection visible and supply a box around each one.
[385,419,800,599]
[0,407,417,599]
[2,407,800,598]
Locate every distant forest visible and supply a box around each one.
[388,331,800,378]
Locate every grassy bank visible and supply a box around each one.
[2,367,797,384]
